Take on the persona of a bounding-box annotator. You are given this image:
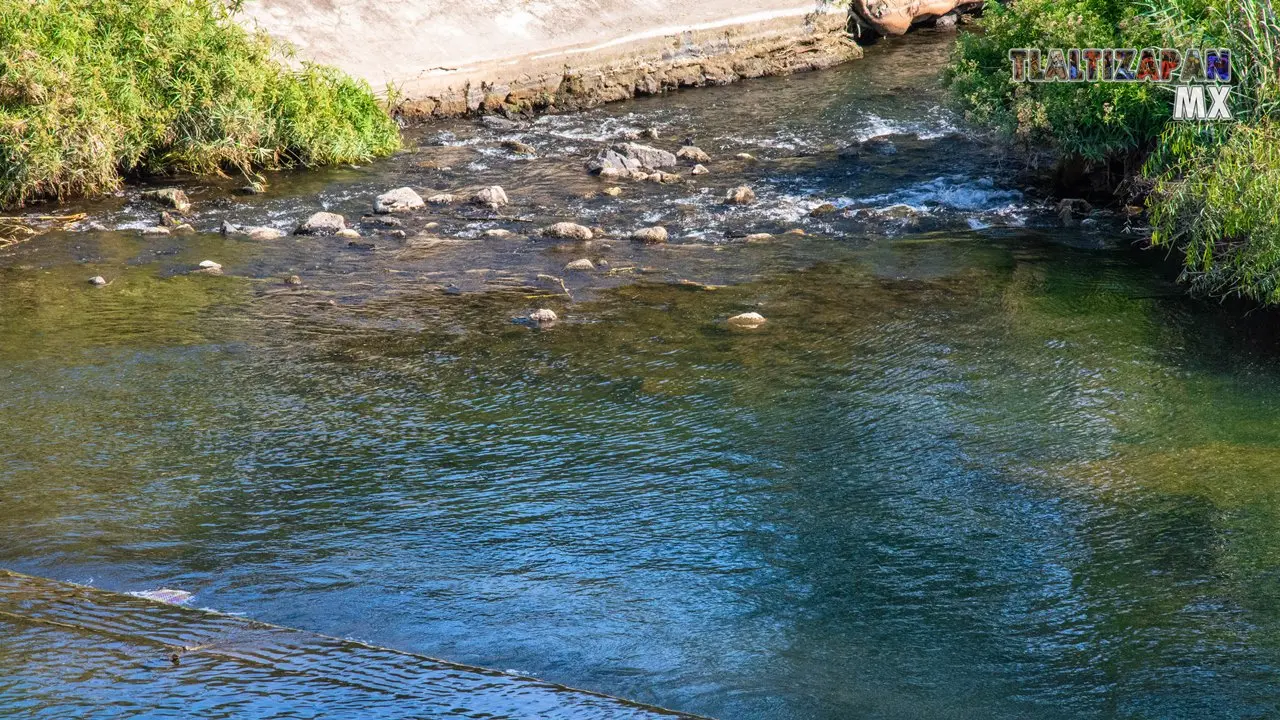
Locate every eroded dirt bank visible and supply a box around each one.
[238,0,861,118]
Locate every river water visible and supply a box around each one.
[3,32,1280,719]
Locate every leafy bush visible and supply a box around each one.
[1145,0,1280,303]
[0,0,401,208]
[947,0,1280,305]
[944,0,1184,161]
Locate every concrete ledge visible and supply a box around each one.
[239,1,861,119]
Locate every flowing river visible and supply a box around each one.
[3,32,1280,719]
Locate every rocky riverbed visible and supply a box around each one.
[0,32,1140,339]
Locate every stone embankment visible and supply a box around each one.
[237,0,863,119]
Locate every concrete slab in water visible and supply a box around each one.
[0,569,706,719]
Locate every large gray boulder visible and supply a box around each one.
[542,222,593,240]
[587,148,643,175]
[374,187,425,213]
[617,142,678,170]
[587,142,678,174]
[295,211,346,235]
[471,186,510,208]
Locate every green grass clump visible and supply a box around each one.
[0,0,400,208]
[946,0,1280,305]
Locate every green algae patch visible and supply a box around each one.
[0,0,401,209]
[0,263,253,359]
[1055,443,1280,509]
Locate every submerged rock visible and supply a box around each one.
[472,185,509,208]
[728,311,767,329]
[501,139,537,155]
[171,224,195,235]
[725,186,756,205]
[296,211,346,235]
[602,186,623,197]
[631,226,669,244]
[285,275,302,286]
[480,115,527,132]
[88,275,108,286]
[934,11,959,30]
[542,222,593,240]
[529,308,558,325]
[239,181,267,195]
[744,233,773,243]
[861,136,898,155]
[222,221,285,240]
[877,203,921,220]
[374,187,425,213]
[676,145,712,164]
[337,228,361,239]
[192,260,224,276]
[139,226,170,235]
[483,228,515,238]
[564,258,595,272]
[646,171,682,184]
[141,188,190,212]
[691,164,709,175]
[427,193,457,205]
[127,588,194,605]
[735,153,757,162]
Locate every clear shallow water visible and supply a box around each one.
[4,32,1280,719]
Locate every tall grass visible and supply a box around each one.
[946,0,1280,305]
[0,0,401,208]
[1145,0,1280,303]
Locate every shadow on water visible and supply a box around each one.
[4,30,1280,720]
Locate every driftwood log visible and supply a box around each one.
[850,0,982,35]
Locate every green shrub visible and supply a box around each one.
[947,0,1280,305]
[944,0,1181,161]
[1145,0,1280,303]
[0,0,400,208]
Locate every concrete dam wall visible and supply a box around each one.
[237,0,862,118]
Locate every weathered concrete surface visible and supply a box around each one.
[237,0,862,119]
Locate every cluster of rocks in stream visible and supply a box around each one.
[77,122,858,334]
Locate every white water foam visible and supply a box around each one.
[860,176,1024,213]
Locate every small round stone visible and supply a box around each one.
[529,308,558,324]
[728,312,767,329]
